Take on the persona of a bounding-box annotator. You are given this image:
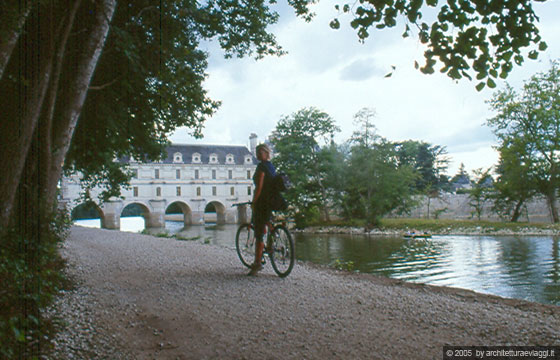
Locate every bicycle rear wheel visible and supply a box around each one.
[269,225,295,277]
[235,224,255,268]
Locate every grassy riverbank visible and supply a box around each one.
[305,218,560,235]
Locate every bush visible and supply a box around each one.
[294,206,320,229]
[0,208,70,359]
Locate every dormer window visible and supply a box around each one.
[173,152,183,163]
[244,155,253,164]
[209,153,218,164]
[226,154,235,164]
[192,153,201,163]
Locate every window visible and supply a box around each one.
[247,170,251,179]
[196,187,201,196]
[176,186,181,196]
[155,169,160,179]
[209,153,218,164]
[247,186,252,195]
[245,155,253,164]
[195,169,199,179]
[212,170,216,179]
[226,154,235,164]
[192,153,201,163]
[228,170,232,179]
[156,187,161,197]
[230,187,235,196]
[212,186,217,196]
[133,187,138,197]
[131,169,138,179]
[176,169,181,179]
[173,152,183,163]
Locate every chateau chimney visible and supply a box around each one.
[249,133,258,155]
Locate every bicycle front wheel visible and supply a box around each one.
[235,223,255,268]
[269,225,295,277]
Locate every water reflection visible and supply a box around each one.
[294,233,560,305]
[73,218,560,306]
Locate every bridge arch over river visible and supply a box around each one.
[64,196,250,230]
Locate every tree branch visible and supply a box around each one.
[89,75,120,90]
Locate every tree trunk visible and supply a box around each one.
[0,0,33,80]
[43,0,117,208]
[37,0,83,207]
[317,178,330,222]
[546,192,559,223]
[2,0,117,233]
[510,199,524,222]
[0,4,57,232]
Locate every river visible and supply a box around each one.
[74,217,560,306]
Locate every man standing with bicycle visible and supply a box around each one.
[248,143,276,276]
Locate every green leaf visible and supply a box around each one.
[402,24,410,38]
[539,41,548,51]
[487,78,496,88]
[528,50,538,60]
[330,18,341,30]
[475,82,485,91]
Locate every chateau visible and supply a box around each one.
[61,134,260,229]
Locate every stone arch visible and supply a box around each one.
[71,201,105,228]
[120,201,151,230]
[71,201,103,220]
[166,201,193,226]
[204,200,226,225]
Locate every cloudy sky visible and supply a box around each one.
[170,0,560,176]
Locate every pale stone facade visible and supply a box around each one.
[60,142,258,229]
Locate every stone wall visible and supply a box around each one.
[395,193,553,223]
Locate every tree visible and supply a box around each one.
[330,0,549,90]
[344,109,416,227]
[451,163,471,192]
[316,142,351,220]
[270,107,340,226]
[0,0,315,234]
[1,0,553,231]
[0,0,315,355]
[468,168,493,220]
[394,140,449,191]
[491,138,537,222]
[394,140,450,218]
[487,61,560,223]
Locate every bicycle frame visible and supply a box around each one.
[233,201,294,277]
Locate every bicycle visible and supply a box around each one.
[232,202,295,277]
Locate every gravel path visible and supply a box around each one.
[50,226,560,359]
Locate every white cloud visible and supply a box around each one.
[170,0,560,175]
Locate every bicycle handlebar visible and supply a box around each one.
[232,201,252,207]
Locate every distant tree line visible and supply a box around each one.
[270,62,560,227]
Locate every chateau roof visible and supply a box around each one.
[128,144,257,165]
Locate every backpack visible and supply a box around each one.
[273,172,292,192]
[269,172,291,211]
